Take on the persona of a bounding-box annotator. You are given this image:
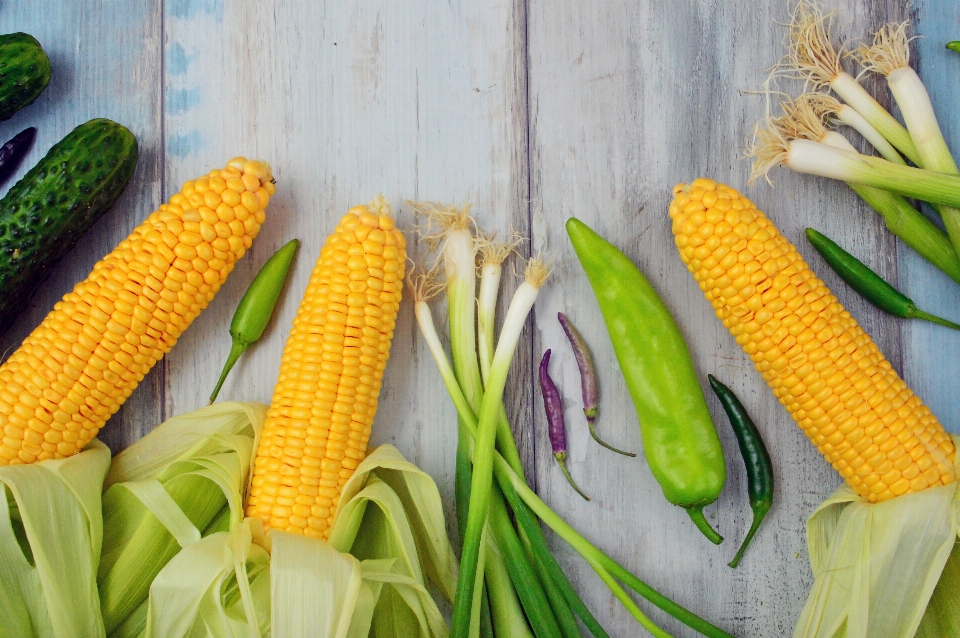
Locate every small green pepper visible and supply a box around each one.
[708,375,774,568]
[805,228,960,330]
[947,41,960,54]
[567,217,726,544]
[209,239,299,403]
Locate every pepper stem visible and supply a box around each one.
[587,417,636,457]
[908,307,960,330]
[209,340,248,404]
[728,502,771,568]
[554,453,590,501]
[686,506,723,545]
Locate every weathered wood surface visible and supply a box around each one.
[0,1,956,636]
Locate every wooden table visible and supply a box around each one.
[3,2,958,636]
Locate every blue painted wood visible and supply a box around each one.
[905,2,960,434]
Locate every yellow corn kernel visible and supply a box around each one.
[0,159,273,465]
[247,196,406,538]
[670,179,955,503]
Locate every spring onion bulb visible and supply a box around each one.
[857,23,960,253]
[750,130,960,209]
[803,92,905,165]
[780,1,921,164]
[476,232,521,385]
[756,97,960,283]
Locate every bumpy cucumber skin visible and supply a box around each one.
[0,33,52,121]
[0,119,138,333]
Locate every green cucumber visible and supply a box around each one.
[0,33,52,121]
[0,119,138,334]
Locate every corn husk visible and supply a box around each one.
[794,435,960,638]
[146,517,271,638]
[331,443,459,602]
[0,440,111,638]
[99,401,266,636]
[145,444,455,638]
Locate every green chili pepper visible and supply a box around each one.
[707,375,774,568]
[209,239,299,403]
[805,228,960,330]
[947,41,960,54]
[566,217,726,545]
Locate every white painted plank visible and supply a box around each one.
[160,0,526,543]
[527,1,910,636]
[0,2,165,451]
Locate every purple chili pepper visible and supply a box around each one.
[558,312,635,457]
[539,349,590,500]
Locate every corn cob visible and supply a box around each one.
[669,178,955,502]
[246,197,405,539]
[0,157,274,465]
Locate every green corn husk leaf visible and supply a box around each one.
[143,444,454,638]
[358,558,449,638]
[332,444,459,602]
[794,435,960,638]
[146,517,271,638]
[0,440,111,638]
[99,402,266,635]
[916,539,960,638]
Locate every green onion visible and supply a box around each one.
[752,135,960,209]
[782,2,921,164]
[804,92,905,165]
[452,258,549,638]
[750,100,960,286]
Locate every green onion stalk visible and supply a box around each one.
[752,97,960,286]
[857,22,960,260]
[477,234,611,638]
[413,292,734,638]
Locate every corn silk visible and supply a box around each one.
[795,434,960,638]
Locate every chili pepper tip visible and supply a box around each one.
[554,452,591,501]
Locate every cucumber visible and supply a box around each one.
[0,33,52,121]
[0,119,138,334]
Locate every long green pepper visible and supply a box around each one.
[566,217,726,544]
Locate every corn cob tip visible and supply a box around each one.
[669,178,956,502]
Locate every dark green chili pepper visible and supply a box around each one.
[0,127,36,187]
[707,375,774,568]
[947,41,960,54]
[805,228,960,330]
[567,217,726,545]
[209,239,299,403]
